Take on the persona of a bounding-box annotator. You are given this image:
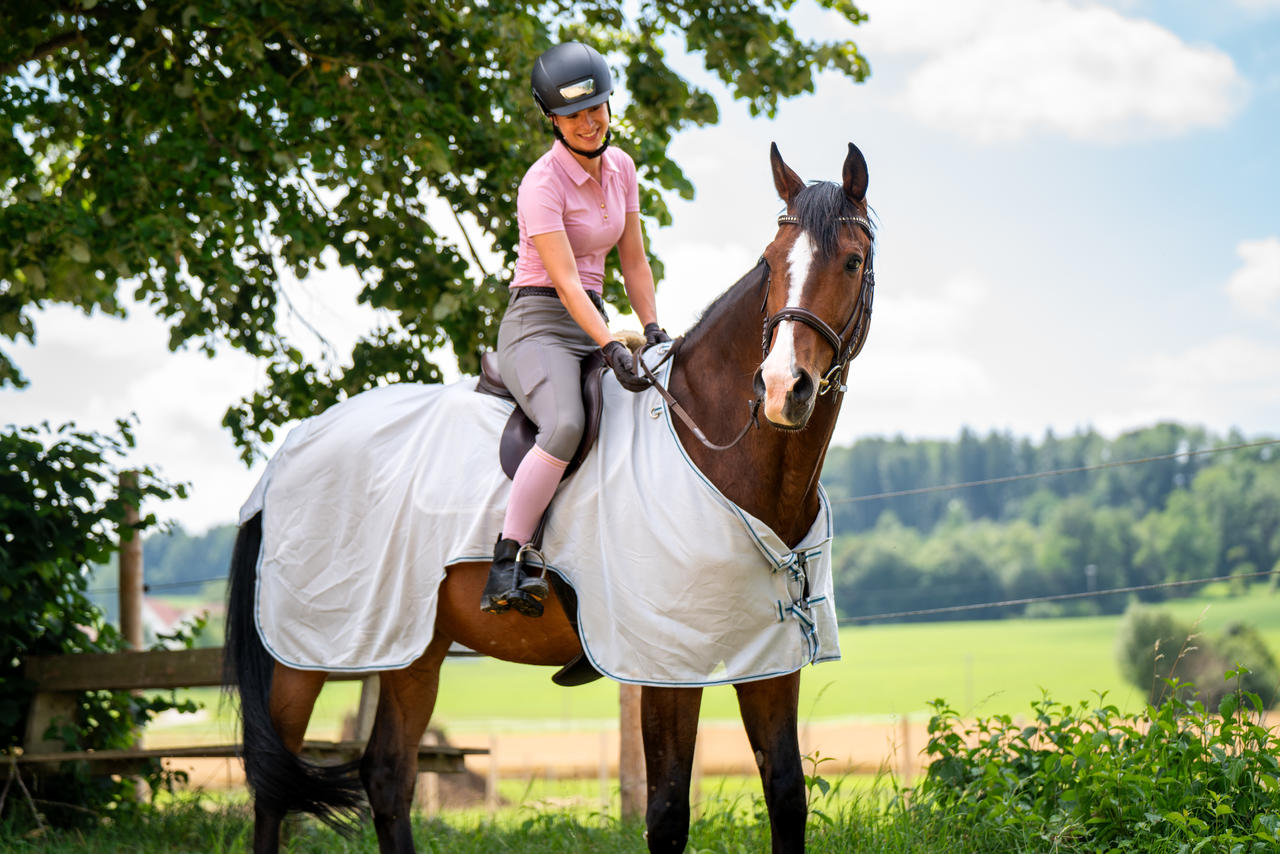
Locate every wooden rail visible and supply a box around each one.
[17,647,485,775]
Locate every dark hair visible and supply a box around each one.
[790,181,871,258]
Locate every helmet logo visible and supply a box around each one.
[557,77,595,101]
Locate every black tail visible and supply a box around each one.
[223,512,364,829]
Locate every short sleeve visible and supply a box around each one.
[518,167,567,237]
[621,151,640,213]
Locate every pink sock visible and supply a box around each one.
[502,445,570,544]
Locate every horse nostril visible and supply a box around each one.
[791,370,814,405]
[752,369,766,400]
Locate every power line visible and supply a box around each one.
[841,569,1277,624]
[828,437,1279,505]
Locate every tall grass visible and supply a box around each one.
[8,671,1280,853]
[0,781,1022,854]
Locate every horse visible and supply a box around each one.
[223,141,875,854]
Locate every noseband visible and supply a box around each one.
[640,210,876,452]
[761,213,876,395]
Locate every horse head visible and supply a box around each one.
[754,142,874,429]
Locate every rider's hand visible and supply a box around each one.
[644,322,671,348]
[603,341,651,393]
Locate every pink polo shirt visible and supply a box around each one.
[511,143,640,293]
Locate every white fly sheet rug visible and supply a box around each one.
[240,343,840,687]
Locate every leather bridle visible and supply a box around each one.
[639,210,876,451]
[760,213,876,396]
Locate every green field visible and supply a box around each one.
[151,586,1280,746]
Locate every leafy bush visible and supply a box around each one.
[1115,603,1279,708]
[910,677,1280,852]
[1,421,196,827]
[1114,604,1196,696]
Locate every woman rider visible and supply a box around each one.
[481,41,669,617]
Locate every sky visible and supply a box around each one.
[4,0,1279,535]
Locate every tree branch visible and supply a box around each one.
[2,28,85,76]
[450,204,490,279]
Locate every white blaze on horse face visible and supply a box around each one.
[760,233,815,424]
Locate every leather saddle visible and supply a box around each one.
[474,349,608,687]
[475,349,607,481]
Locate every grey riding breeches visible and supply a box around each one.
[496,291,604,461]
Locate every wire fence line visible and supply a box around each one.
[826,437,1279,505]
[841,569,1279,624]
[88,437,1280,612]
[88,576,226,596]
[97,568,1279,629]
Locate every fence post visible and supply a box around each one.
[119,471,144,651]
[619,683,645,819]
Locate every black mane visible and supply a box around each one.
[791,180,871,258]
[681,181,873,342]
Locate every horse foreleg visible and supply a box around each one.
[640,685,703,852]
[734,672,806,853]
[361,634,452,854]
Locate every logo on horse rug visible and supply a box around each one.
[240,344,840,686]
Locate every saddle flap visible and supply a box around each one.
[476,352,512,400]
[498,349,607,482]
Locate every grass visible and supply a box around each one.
[0,775,962,853]
[9,587,1280,852]
[150,586,1280,749]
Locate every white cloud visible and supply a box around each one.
[647,240,762,337]
[832,273,998,440]
[1123,334,1280,432]
[853,0,1248,142]
[1225,236,1280,315]
[1,303,270,533]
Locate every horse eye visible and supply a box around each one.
[845,256,862,274]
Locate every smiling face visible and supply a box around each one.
[551,102,610,150]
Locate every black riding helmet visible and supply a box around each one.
[531,42,613,116]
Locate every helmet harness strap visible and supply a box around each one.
[550,103,612,159]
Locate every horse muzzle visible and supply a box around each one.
[753,365,817,430]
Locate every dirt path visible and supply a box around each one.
[160,719,931,792]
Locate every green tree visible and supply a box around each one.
[1034,498,1139,611]
[0,421,192,825]
[1134,488,1220,585]
[2,0,870,460]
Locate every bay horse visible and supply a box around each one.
[224,141,875,854]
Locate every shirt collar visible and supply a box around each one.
[550,140,614,186]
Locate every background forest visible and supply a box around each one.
[112,420,1280,626]
[825,422,1278,622]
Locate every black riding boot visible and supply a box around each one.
[481,536,546,617]
[480,536,521,614]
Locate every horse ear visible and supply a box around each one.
[770,142,805,206]
[843,142,869,203]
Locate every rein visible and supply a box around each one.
[639,342,762,451]
[636,211,876,452]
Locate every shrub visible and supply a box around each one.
[1115,603,1280,709]
[910,678,1280,852]
[1114,604,1196,701]
[1,421,195,827]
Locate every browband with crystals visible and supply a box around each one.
[777,213,874,235]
